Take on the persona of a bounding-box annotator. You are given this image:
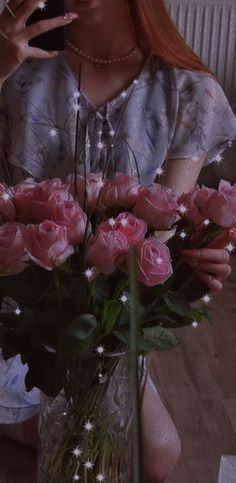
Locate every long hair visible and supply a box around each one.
[131,0,212,74]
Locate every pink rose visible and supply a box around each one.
[133,183,178,229]
[55,200,87,246]
[67,172,106,211]
[207,227,236,249]
[178,186,216,225]
[0,183,16,221]
[14,178,39,223]
[26,221,74,270]
[201,180,236,228]
[101,172,141,209]
[98,212,147,246]
[123,239,172,287]
[30,178,73,223]
[0,222,28,274]
[86,230,128,274]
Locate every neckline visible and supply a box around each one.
[60,51,152,112]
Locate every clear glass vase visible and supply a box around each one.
[38,353,134,483]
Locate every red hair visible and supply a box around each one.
[131,0,212,74]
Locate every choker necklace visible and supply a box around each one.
[66,37,138,68]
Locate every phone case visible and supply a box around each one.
[27,0,66,51]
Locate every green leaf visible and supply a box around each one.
[117,307,130,328]
[163,292,193,319]
[114,330,151,353]
[25,351,63,397]
[91,276,109,305]
[58,314,97,359]
[143,326,178,351]
[102,300,122,335]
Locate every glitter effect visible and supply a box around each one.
[155,167,164,177]
[97,142,104,150]
[214,154,223,164]
[2,192,11,201]
[180,231,187,240]
[84,421,94,432]
[96,345,105,356]
[73,104,81,112]
[119,294,128,305]
[36,0,47,10]
[108,218,116,227]
[73,91,81,100]
[73,476,80,481]
[96,474,105,481]
[178,204,188,215]
[192,321,199,329]
[14,307,22,317]
[72,447,82,458]
[120,219,128,227]
[49,128,58,138]
[225,243,235,253]
[201,294,212,304]
[84,268,95,281]
[156,257,163,265]
[84,461,94,470]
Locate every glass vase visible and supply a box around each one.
[37,353,134,483]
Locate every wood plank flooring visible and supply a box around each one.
[150,257,236,483]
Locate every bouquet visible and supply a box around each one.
[0,173,235,482]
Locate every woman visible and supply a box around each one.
[0,0,236,481]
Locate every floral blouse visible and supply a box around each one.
[0,52,236,424]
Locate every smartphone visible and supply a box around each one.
[27,0,66,51]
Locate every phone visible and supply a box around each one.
[27,0,66,51]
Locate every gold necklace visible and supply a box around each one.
[65,37,138,68]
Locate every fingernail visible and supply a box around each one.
[63,12,78,21]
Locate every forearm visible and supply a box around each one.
[159,155,206,196]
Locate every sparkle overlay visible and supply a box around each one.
[201,294,212,304]
[72,447,82,458]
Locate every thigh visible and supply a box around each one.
[141,356,181,482]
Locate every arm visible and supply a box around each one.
[159,155,206,195]
[160,157,231,292]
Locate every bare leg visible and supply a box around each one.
[141,358,181,483]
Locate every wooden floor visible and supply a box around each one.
[151,256,236,483]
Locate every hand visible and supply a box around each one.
[181,248,231,292]
[0,0,78,84]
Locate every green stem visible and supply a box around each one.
[53,270,62,308]
[129,247,143,483]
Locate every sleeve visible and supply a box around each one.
[167,70,236,166]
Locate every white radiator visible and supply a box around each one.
[166,1,236,111]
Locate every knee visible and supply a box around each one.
[143,432,181,483]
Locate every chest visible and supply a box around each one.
[64,49,145,108]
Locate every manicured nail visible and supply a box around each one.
[48,51,59,56]
[63,12,78,21]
